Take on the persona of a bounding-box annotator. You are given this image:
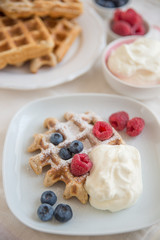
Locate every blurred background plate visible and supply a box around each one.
[0,3,105,90]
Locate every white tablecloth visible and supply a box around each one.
[0,0,160,239]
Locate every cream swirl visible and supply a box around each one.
[107,38,160,86]
[85,144,143,212]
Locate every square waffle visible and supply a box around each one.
[30,18,81,73]
[28,111,124,204]
[0,0,83,19]
[0,13,54,69]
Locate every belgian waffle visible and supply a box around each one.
[0,14,53,69]
[0,0,83,19]
[28,111,124,204]
[30,18,81,73]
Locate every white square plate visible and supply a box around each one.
[3,94,160,235]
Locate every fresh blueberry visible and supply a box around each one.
[103,1,116,8]
[114,0,128,7]
[95,0,115,8]
[41,191,57,206]
[54,204,73,223]
[37,203,54,221]
[69,140,83,154]
[59,147,72,160]
[50,132,64,145]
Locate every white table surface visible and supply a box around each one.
[0,0,160,239]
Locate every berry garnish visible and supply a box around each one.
[95,0,128,8]
[95,0,115,8]
[112,8,146,36]
[50,132,63,145]
[92,121,113,141]
[113,9,123,21]
[126,117,145,137]
[112,20,132,36]
[37,203,54,221]
[41,191,57,206]
[109,111,129,131]
[54,204,73,223]
[123,8,142,26]
[132,23,145,35]
[59,147,72,160]
[115,0,128,7]
[69,140,83,154]
[70,153,93,177]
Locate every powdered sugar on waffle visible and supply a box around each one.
[28,111,124,204]
[39,111,123,165]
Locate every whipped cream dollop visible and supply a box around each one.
[107,38,160,86]
[85,144,143,212]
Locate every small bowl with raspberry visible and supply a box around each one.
[91,0,131,19]
[108,8,150,42]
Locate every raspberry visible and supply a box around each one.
[109,111,129,131]
[113,9,126,22]
[113,9,123,21]
[132,23,145,35]
[112,20,132,36]
[123,8,143,26]
[92,121,113,141]
[126,117,145,137]
[70,153,93,177]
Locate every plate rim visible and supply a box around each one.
[2,93,160,235]
[0,4,106,91]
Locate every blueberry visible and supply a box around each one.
[104,1,116,8]
[59,147,72,160]
[37,203,54,221]
[41,191,57,206]
[95,0,115,8]
[50,132,64,145]
[69,140,83,154]
[54,204,73,223]
[114,0,128,7]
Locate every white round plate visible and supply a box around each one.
[3,94,160,235]
[0,3,105,90]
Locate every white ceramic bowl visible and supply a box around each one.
[91,0,131,19]
[107,18,151,42]
[102,36,160,100]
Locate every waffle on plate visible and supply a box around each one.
[0,0,83,19]
[28,111,124,204]
[0,13,53,69]
[30,17,81,73]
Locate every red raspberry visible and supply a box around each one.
[132,23,145,35]
[109,111,129,131]
[112,20,132,36]
[113,9,126,22]
[123,9,143,26]
[113,9,122,21]
[126,117,145,137]
[92,121,113,141]
[70,153,93,177]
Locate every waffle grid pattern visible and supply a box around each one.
[28,112,123,204]
[0,0,83,19]
[0,15,53,69]
[30,18,81,73]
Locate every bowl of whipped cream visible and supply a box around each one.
[102,36,160,100]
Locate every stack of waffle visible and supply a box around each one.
[0,0,83,73]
